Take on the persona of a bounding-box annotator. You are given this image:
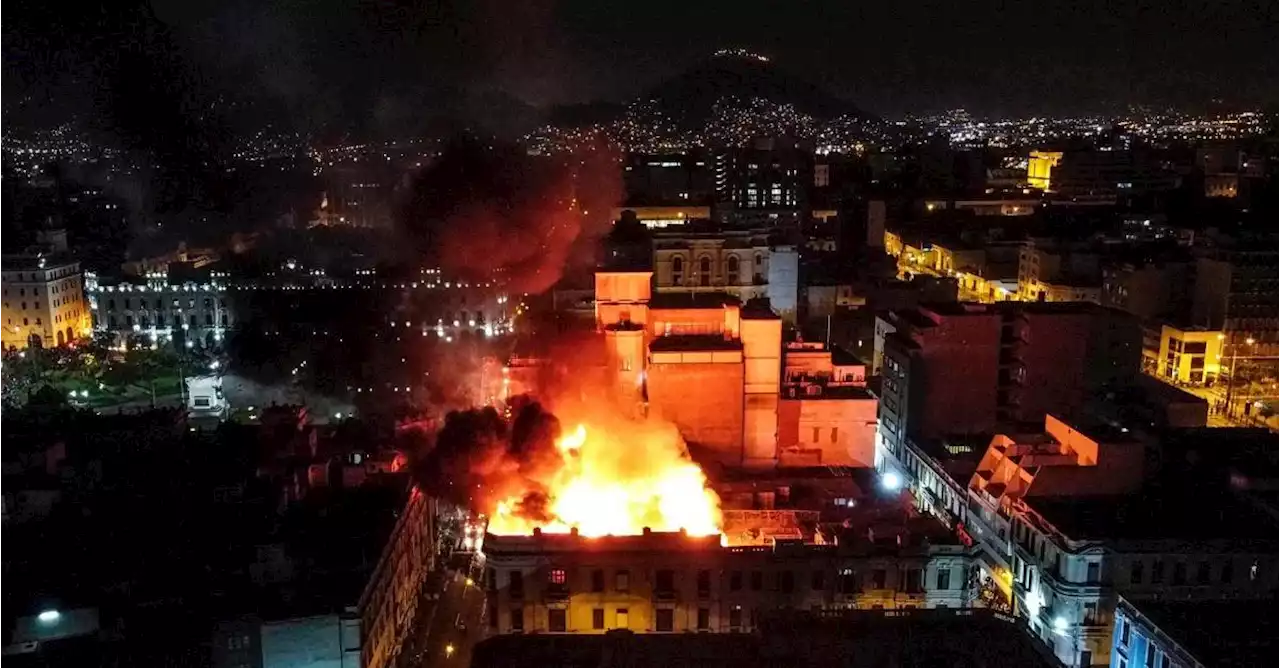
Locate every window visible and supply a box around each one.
[656,569,675,592]
[729,571,742,591]
[727,255,740,284]
[1151,560,1164,584]
[1160,655,1169,668]
[811,427,820,443]
[592,608,604,630]
[729,607,742,629]
[903,568,922,593]
[839,569,858,594]
[615,570,630,592]
[1144,648,1157,668]
[1196,561,1211,584]
[750,571,763,591]
[872,569,887,589]
[697,607,710,630]
[1172,562,1186,585]
[549,608,566,632]
[550,569,567,585]
[779,570,794,593]
[1080,650,1092,667]
[698,256,712,286]
[656,608,673,632]
[510,570,524,598]
[811,570,825,591]
[672,256,684,285]
[1120,619,1131,646]
[616,608,629,629]
[1221,561,1234,584]
[1130,561,1144,585]
[510,607,524,632]
[831,427,839,443]
[486,568,497,591]
[936,568,952,590]
[1087,562,1101,584]
[696,569,711,596]
[591,569,605,592]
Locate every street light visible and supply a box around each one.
[1225,337,1258,419]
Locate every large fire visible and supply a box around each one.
[486,423,723,538]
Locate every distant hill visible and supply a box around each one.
[527,51,888,152]
[643,52,872,126]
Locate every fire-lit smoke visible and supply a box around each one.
[395,136,620,294]
[415,394,722,538]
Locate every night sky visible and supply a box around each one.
[5,0,1277,134]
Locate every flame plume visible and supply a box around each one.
[487,421,722,538]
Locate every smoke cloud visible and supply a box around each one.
[395,136,620,294]
[413,398,567,521]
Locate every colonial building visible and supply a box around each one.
[483,527,974,636]
[87,272,233,350]
[1,230,92,350]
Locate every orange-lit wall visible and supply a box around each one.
[595,272,652,329]
[777,397,877,467]
[649,305,740,339]
[647,351,744,464]
[741,316,782,467]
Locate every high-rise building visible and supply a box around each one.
[1190,236,1279,363]
[876,302,1141,461]
[713,138,812,227]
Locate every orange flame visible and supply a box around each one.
[487,422,722,538]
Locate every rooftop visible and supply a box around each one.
[1028,482,1278,543]
[1125,597,1278,668]
[649,291,741,310]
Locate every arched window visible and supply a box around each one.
[699,256,712,286]
[727,255,740,285]
[672,256,684,285]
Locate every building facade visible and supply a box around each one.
[876,302,1141,464]
[1,255,92,350]
[88,272,234,350]
[878,414,1278,668]
[483,530,975,636]
[594,271,876,470]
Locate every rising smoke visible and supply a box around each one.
[412,397,567,522]
[395,136,620,294]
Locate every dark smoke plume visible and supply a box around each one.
[412,397,566,521]
[395,136,620,294]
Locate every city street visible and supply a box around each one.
[398,552,487,668]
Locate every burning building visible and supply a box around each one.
[482,519,976,635]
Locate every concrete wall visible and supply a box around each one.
[647,356,744,464]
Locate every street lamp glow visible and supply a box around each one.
[1052,616,1068,632]
[37,610,60,624]
[209,360,220,370]
[881,471,902,491]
